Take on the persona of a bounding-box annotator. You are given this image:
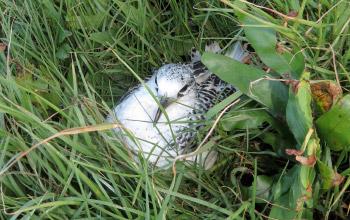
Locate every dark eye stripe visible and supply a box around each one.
[177,84,190,98]
[154,75,158,86]
[179,84,189,93]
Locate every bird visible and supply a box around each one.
[107,42,247,169]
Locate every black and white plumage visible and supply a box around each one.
[174,73,236,150]
[108,42,247,168]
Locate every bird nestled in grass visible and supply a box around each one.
[108,42,248,169]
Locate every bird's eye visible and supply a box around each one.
[154,76,159,92]
[179,84,189,93]
[177,84,189,98]
[154,75,158,86]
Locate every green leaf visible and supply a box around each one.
[89,31,116,44]
[237,6,304,79]
[56,44,71,60]
[66,13,106,30]
[58,29,72,44]
[42,0,60,21]
[316,95,350,151]
[286,77,313,145]
[300,166,311,189]
[221,109,272,131]
[244,175,273,203]
[282,51,305,79]
[202,53,288,117]
[232,0,305,79]
[317,160,335,190]
[273,165,299,201]
[115,1,153,32]
[243,23,291,74]
[270,165,313,219]
[260,131,296,155]
[269,194,298,220]
[206,91,242,119]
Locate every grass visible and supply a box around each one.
[0,0,349,219]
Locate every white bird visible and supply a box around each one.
[108,42,247,169]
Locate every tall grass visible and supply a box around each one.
[0,0,349,219]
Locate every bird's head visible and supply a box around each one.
[152,64,196,122]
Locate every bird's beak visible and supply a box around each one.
[154,97,173,123]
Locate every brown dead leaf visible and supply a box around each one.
[287,11,298,18]
[0,43,7,52]
[296,195,309,212]
[276,43,285,54]
[306,184,312,193]
[311,81,342,112]
[285,149,304,156]
[283,11,298,27]
[296,155,316,167]
[340,203,350,211]
[285,79,300,93]
[242,54,252,64]
[0,123,122,176]
[332,172,345,187]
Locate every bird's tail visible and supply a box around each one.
[224,42,249,63]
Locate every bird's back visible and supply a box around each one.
[174,74,236,150]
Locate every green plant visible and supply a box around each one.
[202,0,350,218]
[0,0,349,219]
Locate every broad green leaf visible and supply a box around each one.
[89,31,116,44]
[115,1,153,32]
[242,175,273,203]
[270,165,313,219]
[317,160,335,190]
[286,77,313,145]
[221,109,272,131]
[237,7,304,79]
[115,1,139,23]
[300,165,315,209]
[282,51,305,79]
[316,95,350,151]
[15,70,61,111]
[66,13,106,29]
[272,165,299,201]
[317,159,344,190]
[243,23,291,74]
[300,166,312,189]
[16,72,48,91]
[202,53,288,117]
[269,194,298,219]
[288,167,305,210]
[56,44,71,60]
[260,131,296,155]
[58,29,72,44]
[306,137,321,158]
[232,0,305,79]
[289,0,301,11]
[42,0,60,21]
